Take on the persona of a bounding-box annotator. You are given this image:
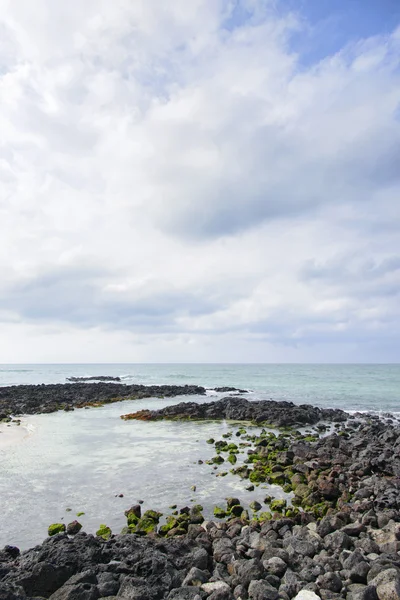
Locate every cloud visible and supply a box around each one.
[0,264,248,331]
[0,0,400,361]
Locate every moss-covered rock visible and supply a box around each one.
[120,526,132,535]
[215,440,230,452]
[290,473,306,488]
[249,469,266,483]
[259,511,272,521]
[127,513,139,526]
[143,509,162,521]
[226,497,240,509]
[229,504,244,517]
[48,523,66,537]
[96,524,112,540]
[227,453,237,465]
[135,517,158,535]
[293,483,312,500]
[268,471,286,485]
[270,499,287,512]
[159,515,179,536]
[189,504,204,524]
[232,465,250,479]
[214,506,227,518]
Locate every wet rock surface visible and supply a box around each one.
[0,383,206,417]
[121,396,348,427]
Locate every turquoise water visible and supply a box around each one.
[0,363,399,413]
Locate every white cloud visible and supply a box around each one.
[0,0,399,362]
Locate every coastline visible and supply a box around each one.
[1,383,400,599]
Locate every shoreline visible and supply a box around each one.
[1,387,400,599]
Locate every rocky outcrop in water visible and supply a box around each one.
[0,383,206,417]
[66,376,122,382]
[121,396,348,427]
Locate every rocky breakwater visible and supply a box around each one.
[121,396,348,428]
[0,383,205,417]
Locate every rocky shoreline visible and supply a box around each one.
[0,382,206,418]
[1,392,400,600]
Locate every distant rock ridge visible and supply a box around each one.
[66,376,122,382]
[0,383,206,417]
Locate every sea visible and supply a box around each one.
[0,363,399,550]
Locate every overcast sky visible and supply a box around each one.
[1,0,400,363]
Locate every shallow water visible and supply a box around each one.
[0,396,289,550]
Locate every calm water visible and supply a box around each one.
[0,363,399,549]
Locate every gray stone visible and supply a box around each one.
[324,531,352,552]
[346,587,378,600]
[213,539,236,564]
[317,516,345,538]
[50,584,99,600]
[233,584,248,599]
[208,589,233,600]
[350,562,370,584]
[183,568,210,587]
[376,579,400,600]
[117,579,156,600]
[248,532,267,552]
[97,573,119,597]
[343,550,367,570]
[280,570,301,598]
[317,573,342,593]
[369,569,400,588]
[283,537,317,558]
[233,559,264,587]
[293,592,321,600]
[248,580,279,600]
[342,523,366,537]
[167,587,204,600]
[264,557,287,577]
[201,582,231,594]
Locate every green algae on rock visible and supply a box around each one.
[96,524,112,540]
[48,523,66,536]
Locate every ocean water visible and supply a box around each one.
[0,363,399,549]
[0,363,399,413]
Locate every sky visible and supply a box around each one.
[0,0,400,364]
